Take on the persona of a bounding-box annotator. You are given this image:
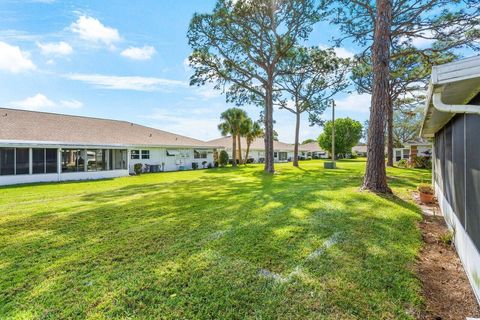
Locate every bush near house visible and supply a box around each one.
[219,150,229,167]
[133,163,143,175]
[411,155,432,169]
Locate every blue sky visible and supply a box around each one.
[0,0,371,143]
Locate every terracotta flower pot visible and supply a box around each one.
[419,192,434,204]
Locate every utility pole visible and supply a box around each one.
[332,99,336,168]
[324,99,337,170]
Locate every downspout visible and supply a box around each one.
[432,92,480,114]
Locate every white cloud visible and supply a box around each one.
[121,45,156,60]
[399,30,436,49]
[0,41,36,73]
[320,45,355,59]
[65,73,186,91]
[59,99,83,109]
[334,93,371,113]
[70,16,120,46]
[9,93,83,111]
[37,41,73,56]
[333,47,355,59]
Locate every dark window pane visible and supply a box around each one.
[444,123,453,206]
[16,148,29,175]
[141,150,150,159]
[33,148,45,174]
[131,150,140,159]
[0,148,14,176]
[109,150,113,170]
[466,114,480,248]
[452,115,465,227]
[46,149,57,173]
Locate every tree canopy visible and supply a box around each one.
[318,118,363,156]
[218,107,248,167]
[188,0,320,173]
[277,46,350,166]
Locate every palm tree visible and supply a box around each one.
[243,119,263,165]
[218,108,247,167]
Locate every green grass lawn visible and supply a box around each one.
[0,159,431,319]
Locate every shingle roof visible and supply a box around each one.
[300,142,324,152]
[0,108,217,148]
[352,145,368,153]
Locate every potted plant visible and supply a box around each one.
[202,161,208,168]
[418,183,434,203]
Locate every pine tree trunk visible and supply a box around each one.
[293,112,300,167]
[362,0,392,194]
[386,97,394,167]
[264,83,275,173]
[232,134,237,167]
[237,134,243,164]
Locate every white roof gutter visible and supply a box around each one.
[432,92,480,115]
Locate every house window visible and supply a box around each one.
[62,149,86,172]
[274,152,278,158]
[166,150,179,156]
[279,152,288,161]
[87,149,107,172]
[131,150,140,159]
[194,150,207,159]
[141,150,150,159]
[33,148,58,174]
[45,149,58,173]
[16,148,30,175]
[111,149,127,170]
[0,148,14,176]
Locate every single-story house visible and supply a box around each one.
[352,144,368,157]
[393,139,433,162]
[0,108,219,186]
[299,142,329,159]
[208,136,298,163]
[420,55,480,303]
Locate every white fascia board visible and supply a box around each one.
[0,140,219,150]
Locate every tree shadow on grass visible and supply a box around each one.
[0,161,428,319]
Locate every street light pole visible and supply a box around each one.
[331,99,336,168]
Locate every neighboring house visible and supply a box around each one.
[352,145,368,157]
[420,55,480,303]
[0,108,218,186]
[393,139,433,162]
[299,142,329,159]
[208,136,297,163]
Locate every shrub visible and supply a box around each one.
[192,162,199,170]
[411,155,432,169]
[397,159,408,168]
[219,150,229,167]
[207,163,213,169]
[202,161,208,168]
[133,163,143,175]
[417,183,434,195]
[350,151,358,159]
[440,231,454,246]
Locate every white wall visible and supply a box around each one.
[128,147,215,173]
[0,170,128,186]
[435,181,480,304]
